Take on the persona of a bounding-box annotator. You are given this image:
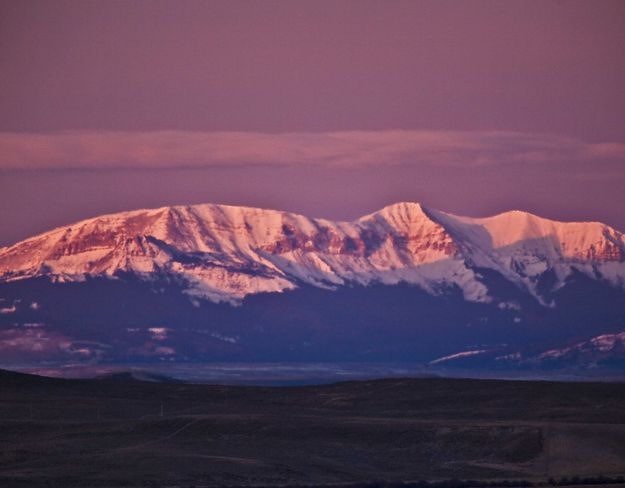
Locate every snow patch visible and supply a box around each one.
[429,349,488,365]
[210,332,239,344]
[148,327,170,341]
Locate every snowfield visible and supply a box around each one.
[0,201,624,305]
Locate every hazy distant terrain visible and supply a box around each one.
[1,370,625,487]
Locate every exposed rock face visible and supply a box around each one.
[1,202,624,304]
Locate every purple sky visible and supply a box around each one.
[1,0,624,245]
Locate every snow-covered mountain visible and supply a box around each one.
[521,330,625,369]
[422,330,625,370]
[1,202,625,368]
[1,202,624,305]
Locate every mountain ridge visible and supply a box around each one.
[1,202,625,367]
[5,200,622,248]
[1,201,624,305]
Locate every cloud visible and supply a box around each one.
[0,130,623,170]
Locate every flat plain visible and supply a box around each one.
[1,369,625,487]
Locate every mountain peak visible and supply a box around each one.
[359,201,432,226]
[1,201,624,305]
[374,201,427,215]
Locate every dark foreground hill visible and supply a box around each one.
[1,369,625,487]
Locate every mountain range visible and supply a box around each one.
[1,202,624,370]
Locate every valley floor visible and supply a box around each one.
[1,370,625,487]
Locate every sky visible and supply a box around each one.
[1,0,624,246]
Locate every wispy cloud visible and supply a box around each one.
[1,130,624,170]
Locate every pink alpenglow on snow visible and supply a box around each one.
[1,202,623,305]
